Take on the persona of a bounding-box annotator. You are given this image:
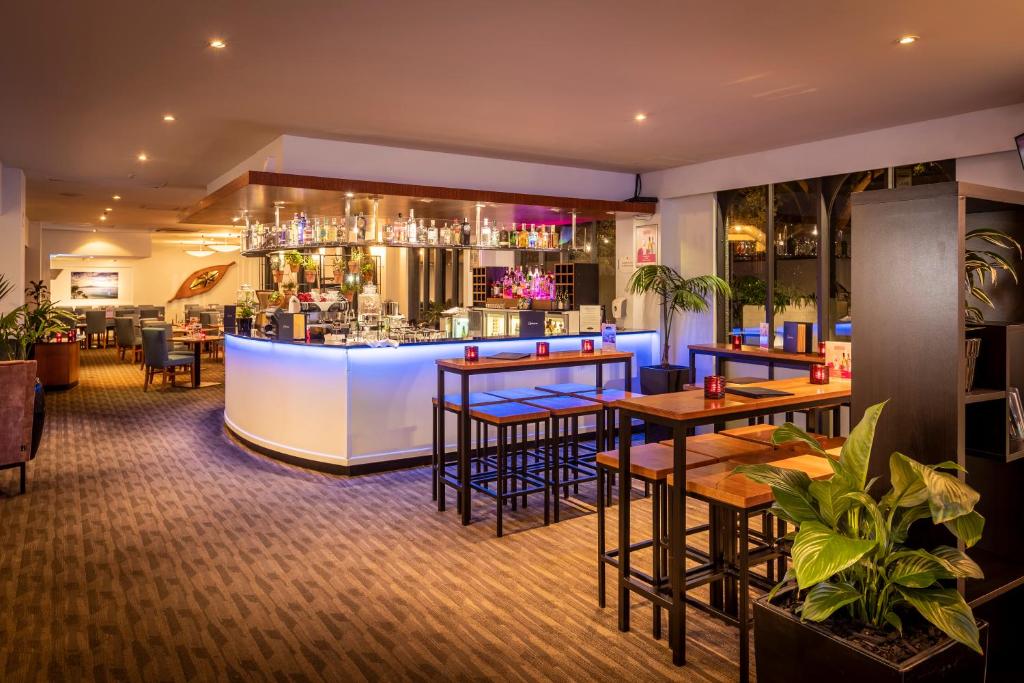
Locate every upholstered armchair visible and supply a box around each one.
[0,360,37,494]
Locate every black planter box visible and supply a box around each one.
[754,593,988,683]
[639,365,688,443]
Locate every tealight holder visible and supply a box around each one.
[536,341,550,357]
[69,329,77,342]
[818,341,827,357]
[704,374,726,399]
[730,333,742,350]
[581,338,595,354]
[464,345,480,362]
[810,363,830,385]
[55,331,63,343]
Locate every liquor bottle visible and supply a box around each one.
[302,213,313,244]
[356,214,367,241]
[517,223,528,248]
[427,219,438,245]
[461,217,472,246]
[528,223,538,249]
[418,219,427,244]
[480,218,492,247]
[407,211,419,243]
[497,223,510,248]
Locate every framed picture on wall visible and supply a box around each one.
[70,271,119,300]
[635,224,659,264]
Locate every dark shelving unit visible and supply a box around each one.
[852,182,1024,677]
[553,263,598,308]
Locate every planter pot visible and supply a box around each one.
[304,271,317,284]
[640,364,689,442]
[332,269,343,282]
[288,263,299,273]
[348,261,359,274]
[237,318,254,337]
[272,270,284,283]
[31,380,44,459]
[30,341,79,390]
[753,592,988,683]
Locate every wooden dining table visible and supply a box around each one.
[436,348,634,525]
[610,377,851,669]
[171,334,225,388]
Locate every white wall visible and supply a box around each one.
[48,241,249,320]
[42,226,152,259]
[206,136,285,193]
[0,164,27,312]
[643,103,1024,200]
[957,150,1024,192]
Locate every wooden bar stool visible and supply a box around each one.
[466,402,551,536]
[676,453,834,683]
[719,423,827,446]
[571,388,646,451]
[535,382,598,395]
[595,442,715,640]
[522,395,602,520]
[433,392,507,507]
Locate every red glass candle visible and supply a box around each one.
[810,363,830,385]
[730,333,742,350]
[581,338,595,354]
[818,341,827,357]
[704,374,726,399]
[464,345,480,362]
[69,329,77,342]
[55,331,63,343]
[536,341,550,357]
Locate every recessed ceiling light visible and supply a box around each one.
[104,207,112,212]
[345,192,355,198]
[112,194,121,200]
[897,35,919,45]
[92,229,97,233]
[209,38,226,49]
[162,114,176,122]
[634,113,648,122]
[99,215,107,221]
[137,152,148,161]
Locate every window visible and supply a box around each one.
[718,186,769,344]
[772,179,820,348]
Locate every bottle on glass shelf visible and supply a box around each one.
[356,214,367,241]
[427,219,438,245]
[480,218,492,247]
[461,217,472,246]
[497,223,510,248]
[418,219,427,244]
[528,223,538,249]
[516,223,527,248]
[382,216,395,243]
[438,221,450,246]
[301,213,312,244]
[326,218,337,242]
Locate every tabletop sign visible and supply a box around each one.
[601,323,617,349]
[222,305,237,334]
[758,322,770,349]
[580,305,602,333]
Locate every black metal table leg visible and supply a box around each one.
[739,511,751,682]
[688,350,696,384]
[668,422,687,666]
[437,368,447,511]
[460,372,471,526]
[624,358,632,393]
[617,411,633,633]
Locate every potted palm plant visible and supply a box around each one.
[627,264,730,394]
[735,401,987,683]
[236,300,257,336]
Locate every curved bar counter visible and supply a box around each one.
[224,331,657,474]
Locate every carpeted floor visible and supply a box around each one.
[0,348,750,682]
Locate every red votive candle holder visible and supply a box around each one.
[69,329,77,342]
[818,341,827,357]
[810,363,830,385]
[55,331,63,343]
[730,333,742,350]
[464,345,480,362]
[536,341,550,357]
[581,338,595,354]
[704,374,726,399]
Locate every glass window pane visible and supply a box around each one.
[823,169,887,341]
[719,186,768,344]
[772,179,820,348]
[893,159,955,187]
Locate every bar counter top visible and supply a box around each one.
[229,329,654,349]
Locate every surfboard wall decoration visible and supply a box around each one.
[168,262,235,302]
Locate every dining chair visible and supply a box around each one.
[84,310,109,348]
[0,360,36,494]
[114,317,142,363]
[141,328,194,391]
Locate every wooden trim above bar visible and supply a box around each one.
[181,170,657,226]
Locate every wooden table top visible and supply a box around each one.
[679,452,835,508]
[613,376,850,424]
[172,335,225,344]
[688,342,824,366]
[436,348,633,372]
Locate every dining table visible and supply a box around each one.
[610,376,852,671]
[171,334,225,388]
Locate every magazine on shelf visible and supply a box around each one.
[1008,387,1024,441]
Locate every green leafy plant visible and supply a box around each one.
[734,401,985,654]
[237,301,257,319]
[284,251,303,268]
[301,254,318,270]
[627,265,731,366]
[965,228,1020,324]
[0,277,77,360]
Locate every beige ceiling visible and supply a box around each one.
[2,0,1022,232]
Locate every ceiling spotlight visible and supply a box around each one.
[209,38,227,49]
[345,192,355,198]
[162,114,176,122]
[104,207,112,212]
[897,35,919,45]
[634,113,648,122]
[92,229,97,233]
[137,152,148,161]
[112,194,121,200]
[99,215,107,221]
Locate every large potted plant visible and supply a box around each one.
[627,265,730,394]
[735,401,987,683]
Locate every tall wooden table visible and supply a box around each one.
[688,343,826,383]
[171,335,225,388]
[611,377,851,669]
[436,349,633,525]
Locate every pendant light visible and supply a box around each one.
[208,233,240,253]
[185,235,215,257]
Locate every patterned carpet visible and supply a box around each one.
[0,348,748,682]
